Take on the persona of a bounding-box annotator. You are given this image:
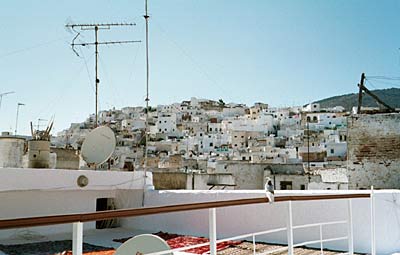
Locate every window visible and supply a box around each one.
[210,143,213,147]
[330,149,334,154]
[242,156,246,160]
[300,185,306,190]
[280,181,293,190]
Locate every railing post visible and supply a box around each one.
[252,234,256,255]
[209,208,217,255]
[286,201,294,255]
[319,224,324,255]
[370,186,376,255]
[347,199,354,255]
[72,222,83,255]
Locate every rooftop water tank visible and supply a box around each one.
[28,140,50,168]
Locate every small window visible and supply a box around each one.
[300,185,306,190]
[330,149,334,154]
[280,181,293,190]
[210,143,213,147]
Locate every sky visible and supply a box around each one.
[0,0,399,135]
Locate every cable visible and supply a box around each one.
[151,17,229,99]
[367,76,400,81]
[0,36,70,59]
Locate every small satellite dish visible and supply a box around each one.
[114,234,172,255]
[81,126,116,166]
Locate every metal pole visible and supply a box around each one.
[307,119,310,172]
[14,103,24,136]
[286,201,294,255]
[94,26,99,128]
[142,0,150,206]
[0,91,15,111]
[347,199,354,255]
[209,208,217,255]
[370,186,376,255]
[72,222,83,255]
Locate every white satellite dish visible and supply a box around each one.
[114,234,172,255]
[81,126,116,166]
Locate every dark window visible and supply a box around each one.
[330,149,334,154]
[300,184,306,190]
[280,181,293,190]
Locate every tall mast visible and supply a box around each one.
[95,26,99,127]
[143,0,150,200]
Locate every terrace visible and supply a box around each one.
[0,168,399,254]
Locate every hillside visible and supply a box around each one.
[314,88,400,111]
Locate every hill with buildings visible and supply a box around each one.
[314,88,400,111]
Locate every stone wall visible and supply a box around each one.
[347,113,400,189]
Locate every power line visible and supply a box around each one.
[0,37,69,59]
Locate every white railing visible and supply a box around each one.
[67,191,373,255]
[134,195,375,255]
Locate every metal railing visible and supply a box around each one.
[0,192,374,255]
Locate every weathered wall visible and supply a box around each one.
[51,148,79,170]
[152,172,187,189]
[347,113,400,189]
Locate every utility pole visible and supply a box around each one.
[65,23,140,127]
[0,91,15,111]
[357,73,366,114]
[15,103,25,136]
[357,72,395,113]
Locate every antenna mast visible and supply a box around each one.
[65,23,141,127]
[143,0,150,204]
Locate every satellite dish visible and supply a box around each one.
[114,234,172,255]
[81,126,116,166]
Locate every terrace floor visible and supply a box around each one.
[0,227,357,255]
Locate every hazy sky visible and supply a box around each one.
[0,0,399,135]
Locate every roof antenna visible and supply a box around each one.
[65,22,141,128]
[143,0,151,206]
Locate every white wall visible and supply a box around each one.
[0,168,151,240]
[127,190,400,254]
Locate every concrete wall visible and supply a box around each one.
[347,113,400,189]
[152,172,187,190]
[51,148,80,170]
[214,161,265,189]
[0,168,150,239]
[127,190,400,254]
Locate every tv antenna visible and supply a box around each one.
[65,22,141,127]
[0,91,15,111]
